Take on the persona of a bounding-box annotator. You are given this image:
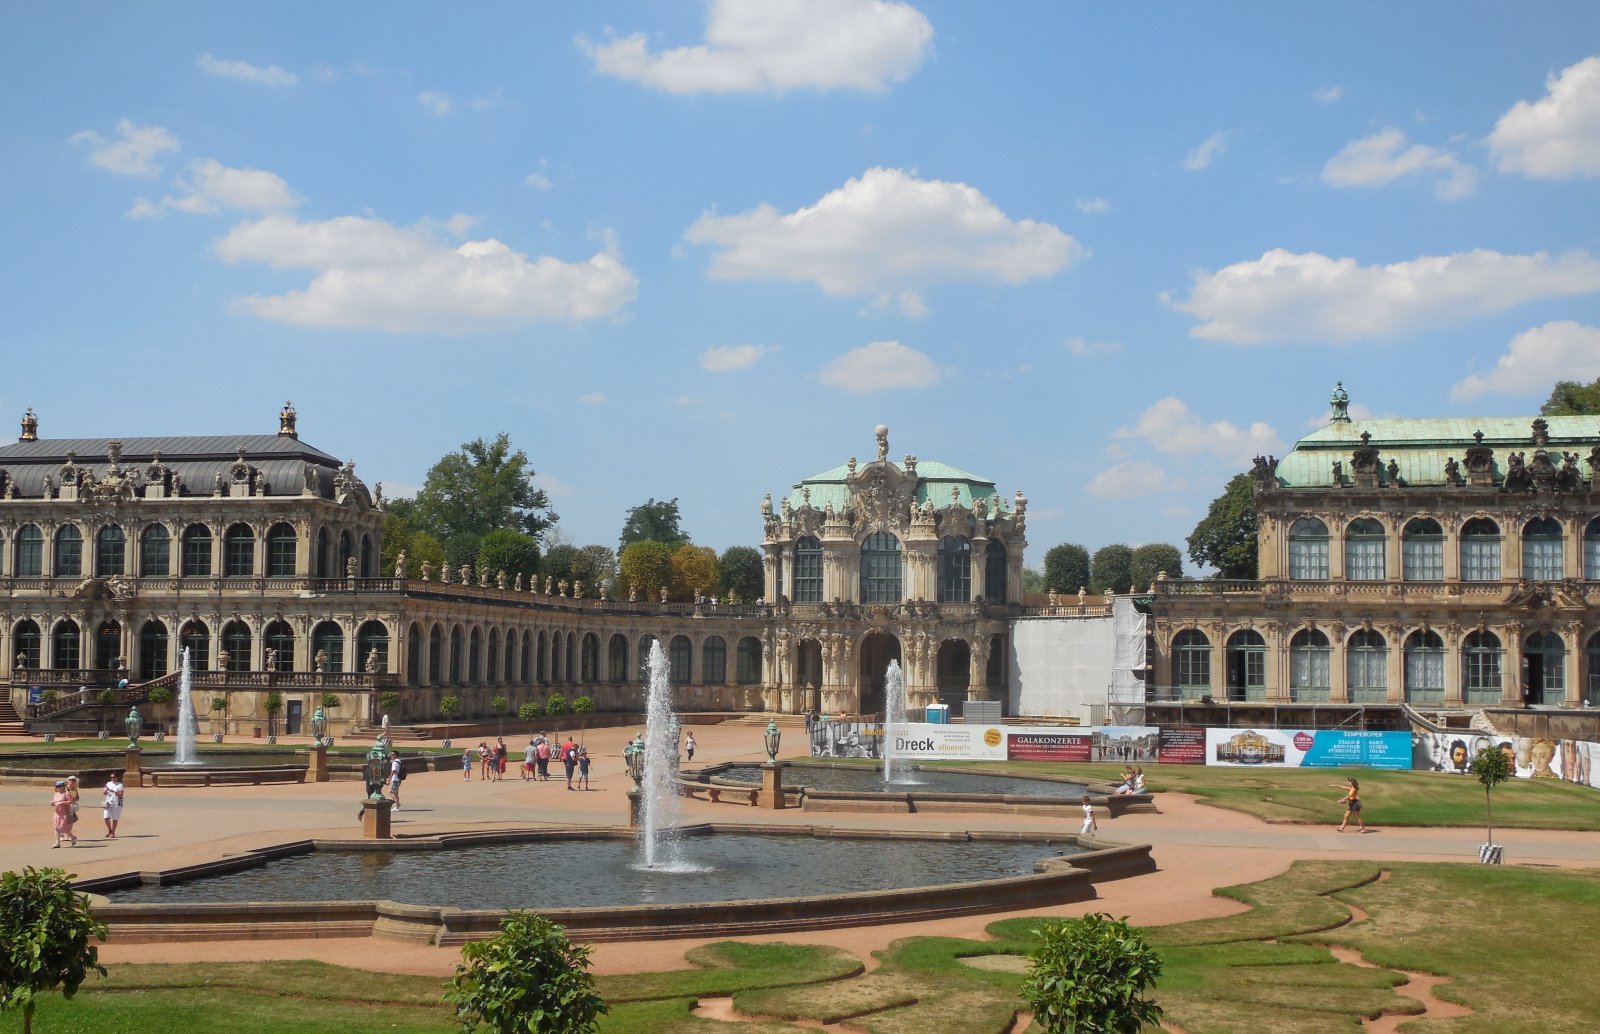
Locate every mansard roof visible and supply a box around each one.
[787,458,1000,511]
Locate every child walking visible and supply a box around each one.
[1079,795,1097,837]
[577,745,591,790]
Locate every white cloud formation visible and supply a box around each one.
[70,119,180,177]
[579,0,933,95]
[1064,336,1120,356]
[418,91,453,116]
[1086,461,1167,499]
[1312,84,1344,105]
[525,167,553,191]
[579,392,606,406]
[819,340,939,393]
[1166,247,1600,345]
[130,159,300,218]
[1183,131,1229,171]
[198,53,297,87]
[213,214,639,333]
[1489,55,1600,179]
[684,167,1083,300]
[1075,196,1111,215]
[532,473,575,498]
[699,344,777,371]
[1321,128,1478,200]
[1116,397,1283,466]
[1451,321,1600,401]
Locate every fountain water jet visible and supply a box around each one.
[639,640,695,871]
[174,647,198,766]
[882,658,918,785]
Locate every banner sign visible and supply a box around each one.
[882,723,1008,761]
[1412,731,1600,788]
[1206,728,1411,769]
[1091,726,1160,763]
[1007,732,1092,762]
[1157,726,1207,765]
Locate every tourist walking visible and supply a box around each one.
[461,746,473,781]
[388,753,404,809]
[523,738,536,780]
[478,742,492,781]
[535,734,552,780]
[684,731,696,762]
[561,735,578,790]
[1079,795,1097,837]
[495,737,508,782]
[102,774,125,838]
[576,745,591,790]
[51,780,77,848]
[1335,777,1367,832]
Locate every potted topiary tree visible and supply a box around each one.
[1470,744,1513,864]
[320,693,341,744]
[572,695,593,739]
[0,866,108,1034]
[39,690,58,742]
[439,694,461,748]
[444,911,606,1034]
[518,700,544,727]
[263,691,282,745]
[1022,912,1164,1034]
[491,695,510,736]
[545,693,568,723]
[96,688,118,738]
[209,695,227,742]
[379,690,400,717]
[148,686,173,741]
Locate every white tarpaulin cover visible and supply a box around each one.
[1008,599,1147,720]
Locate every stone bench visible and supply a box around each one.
[144,767,307,788]
[679,782,761,806]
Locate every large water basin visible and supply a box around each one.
[716,763,1090,798]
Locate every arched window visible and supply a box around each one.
[566,632,576,683]
[266,523,297,577]
[1401,517,1443,581]
[468,627,482,683]
[1225,630,1266,701]
[360,534,375,577]
[1587,632,1600,707]
[263,621,294,671]
[1460,518,1501,581]
[1344,518,1386,581]
[537,631,548,684]
[1463,630,1503,705]
[316,528,331,577]
[223,523,254,576]
[522,630,533,683]
[221,621,251,672]
[860,532,902,603]
[52,619,81,669]
[1403,629,1445,703]
[1347,629,1387,703]
[737,636,762,684]
[487,630,501,682]
[504,633,515,685]
[1289,629,1331,701]
[448,627,462,684]
[1584,517,1600,580]
[428,625,443,683]
[984,541,1008,602]
[637,635,657,682]
[1288,518,1329,580]
[702,635,727,685]
[139,620,169,679]
[13,619,41,669]
[792,536,823,602]
[338,531,353,575]
[608,634,627,683]
[312,621,344,672]
[54,525,83,577]
[96,525,125,576]
[180,620,209,671]
[669,635,692,684]
[550,633,563,684]
[1523,517,1563,581]
[140,525,170,578]
[14,524,43,576]
[939,535,972,603]
[1173,629,1210,695]
[407,624,423,684]
[181,525,212,577]
[581,633,600,684]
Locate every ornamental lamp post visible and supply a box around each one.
[764,719,781,763]
[124,706,141,747]
[364,743,390,801]
[310,706,328,746]
[624,734,646,788]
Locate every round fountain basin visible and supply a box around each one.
[714,763,1089,798]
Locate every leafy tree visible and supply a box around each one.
[1471,745,1514,850]
[439,695,461,743]
[518,700,544,724]
[541,543,582,586]
[618,497,688,551]
[1540,376,1600,416]
[490,695,510,735]
[545,693,568,716]
[718,545,764,602]
[0,866,107,1034]
[1022,912,1163,1034]
[1090,544,1134,595]
[412,433,559,546]
[321,692,341,710]
[574,545,619,597]
[380,691,400,714]
[382,507,445,577]
[1043,544,1090,594]
[444,911,605,1034]
[670,544,722,600]
[619,541,675,600]
[1021,566,1045,595]
[1187,472,1258,579]
[444,531,484,570]
[263,692,283,740]
[1129,543,1183,592]
[477,529,541,587]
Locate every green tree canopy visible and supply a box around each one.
[1022,912,1163,1034]
[1021,566,1045,595]
[719,545,764,602]
[445,911,606,1034]
[1090,544,1135,595]
[619,497,688,551]
[0,867,107,1034]
[1540,376,1600,416]
[1129,543,1183,591]
[380,510,445,576]
[670,544,721,600]
[1042,543,1091,594]
[1187,472,1258,578]
[476,529,541,587]
[412,433,558,546]
[544,544,620,597]
[619,541,675,599]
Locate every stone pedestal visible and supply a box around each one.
[123,747,142,781]
[307,744,329,783]
[759,762,786,810]
[362,798,394,839]
[626,788,643,828]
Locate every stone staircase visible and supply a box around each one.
[0,697,24,736]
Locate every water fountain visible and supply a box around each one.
[639,640,689,870]
[174,646,198,766]
[882,658,917,784]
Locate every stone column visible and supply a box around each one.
[1502,622,1523,706]
[1443,626,1464,706]
[761,544,781,603]
[1328,623,1348,703]
[1564,622,1585,707]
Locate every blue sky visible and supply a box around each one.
[4,2,1600,569]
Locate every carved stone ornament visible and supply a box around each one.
[230,447,251,484]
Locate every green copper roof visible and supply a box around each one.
[1278,415,1600,488]
[784,459,1000,510]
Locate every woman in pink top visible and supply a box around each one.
[51,780,77,848]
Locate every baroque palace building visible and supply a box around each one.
[1147,384,1600,724]
[2,409,1027,735]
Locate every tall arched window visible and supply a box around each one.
[140,525,170,578]
[468,628,482,683]
[1403,629,1445,704]
[1288,518,1329,580]
[504,633,515,685]
[702,635,727,685]
[96,525,126,576]
[223,524,254,576]
[581,634,600,684]
[316,528,331,577]
[1173,629,1210,696]
[566,632,577,683]
[669,635,692,684]
[984,541,1008,602]
[139,620,169,679]
[938,535,972,603]
[312,621,344,672]
[428,625,443,683]
[14,524,43,576]
[1524,630,1565,706]
[1460,518,1501,581]
[338,531,353,575]
[407,624,423,684]
[1523,517,1563,580]
[1584,517,1600,580]
[1225,630,1267,701]
[487,630,501,682]
[13,619,41,669]
[792,536,823,602]
[263,621,294,671]
[1289,629,1331,701]
[737,636,762,684]
[266,523,297,577]
[1463,630,1503,705]
[54,525,83,577]
[1587,632,1600,707]
[448,627,462,684]
[608,634,627,683]
[1344,518,1386,581]
[860,532,902,603]
[637,635,656,682]
[179,620,209,671]
[537,631,548,684]
[522,630,534,683]
[221,621,251,672]
[181,525,213,577]
[1346,629,1387,703]
[52,619,81,669]
[1401,517,1443,581]
[360,534,375,577]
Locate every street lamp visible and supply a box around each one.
[310,706,328,746]
[364,742,390,800]
[624,733,645,788]
[763,719,781,763]
[124,706,141,747]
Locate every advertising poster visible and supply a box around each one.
[1206,728,1411,769]
[1007,731,1092,762]
[1157,726,1207,765]
[882,723,1007,761]
[808,719,882,759]
[1091,726,1159,763]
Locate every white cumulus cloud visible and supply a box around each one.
[579,392,606,406]
[70,119,180,177]
[699,344,777,371]
[1116,397,1283,467]
[1086,461,1167,499]
[198,53,297,87]
[1064,336,1120,356]
[819,340,939,393]
[1075,196,1111,215]
[1166,247,1600,345]
[213,214,638,333]
[130,159,300,218]
[684,167,1083,300]
[1312,85,1344,105]
[1321,128,1478,200]
[1451,321,1600,400]
[418,91,453,116]
[1183,131,1229,171]
[579,0,933,95]
[1489,55,1600,179]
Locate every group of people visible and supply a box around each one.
[461,733,591,790]
[50,773,124,847]
[1113,767,1146,795]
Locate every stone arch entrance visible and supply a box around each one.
[1522,630,1565,707]
[95,619,122,673]
[795,639,823,693]
[936,639,970,706]
[858,631,901,717]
